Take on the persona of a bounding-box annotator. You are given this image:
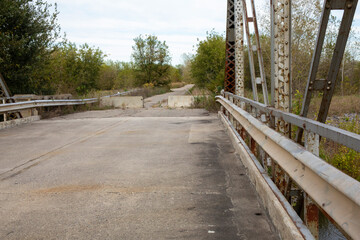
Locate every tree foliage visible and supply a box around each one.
[190,31,225,93]
[0,0,60,94]
[131,35,171,86]
[48,42,105,95]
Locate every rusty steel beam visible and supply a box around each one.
[234,0,245,99]
[225,0,236,93]
[304,130,320,239]
[216,95,360,239]
[271,0,291,136]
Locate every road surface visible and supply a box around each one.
[144,84,194,108]
[0,107,279,239]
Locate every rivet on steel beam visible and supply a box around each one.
[310,81,313,85]
[347,3,353,8]
[328,81,332,85]
[327,87,331,90]
[309,87,312,91]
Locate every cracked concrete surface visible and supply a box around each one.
[0,108,279,239]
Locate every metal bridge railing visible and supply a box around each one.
[0,90,136,116]
[217,91,360,240]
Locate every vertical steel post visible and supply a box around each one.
[225,0,236,94]
[272,0,291,136]
[242,0,259,102]
[304,130,320,239]
[271,0,292,205]
[271,0,275,108]
[235,0,245,99]
[250,0,269,105]
[241,0,270,105]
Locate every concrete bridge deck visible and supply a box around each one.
[0,108,279,239]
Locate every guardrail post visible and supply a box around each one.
[304,130,320,239]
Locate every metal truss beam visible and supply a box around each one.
[235,0,244,98]
[297,0,358,142]
[225,0,236,93]
[271,0,291,136]
[0,73,22,120]
[241,0,269,105]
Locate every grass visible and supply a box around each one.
[320,116,360,181]
[192,95,220,112]
[308,94,360,117]
[169,82,186,89]
[129,86,171,98]
[187,86,219,112]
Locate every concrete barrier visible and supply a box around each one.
[0,116,41,130]
[168,95,194,108]
[100,96,144,108]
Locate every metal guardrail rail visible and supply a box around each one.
[216,91,360,240]
[0,90,136,115]
[0,98,98,114]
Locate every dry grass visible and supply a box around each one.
[308,95,360,116]
[169,82,186,89]
[188,86,212,96]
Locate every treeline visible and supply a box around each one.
[0,0,184,96]
[1,0,359,98]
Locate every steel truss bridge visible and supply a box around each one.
[0,0,360,239]
[221,0,360,239]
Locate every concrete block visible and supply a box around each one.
[168,95,194,108]
[0,116,40,130]
[101,96,144,108]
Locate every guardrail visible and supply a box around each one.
[0,89,137,115]
[0,98,98,114]
[216,91,360,240]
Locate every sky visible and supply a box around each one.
[46,0,227,65]
[46,0,360,66]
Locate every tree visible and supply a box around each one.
[0,0,60,94]
[131,35,171,86]
[190,31,225,93]
[47,42,105,95]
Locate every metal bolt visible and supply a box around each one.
[328,81,332,85]
[309,87,312,91]
[310,81,313,85]
[347,2,352,8]
[327,87,331,90]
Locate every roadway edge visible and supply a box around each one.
[218,112,308,240]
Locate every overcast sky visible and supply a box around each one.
[47,0,360,65]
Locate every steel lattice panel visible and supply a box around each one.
[225,0,236,94]
[234,0,244,97]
